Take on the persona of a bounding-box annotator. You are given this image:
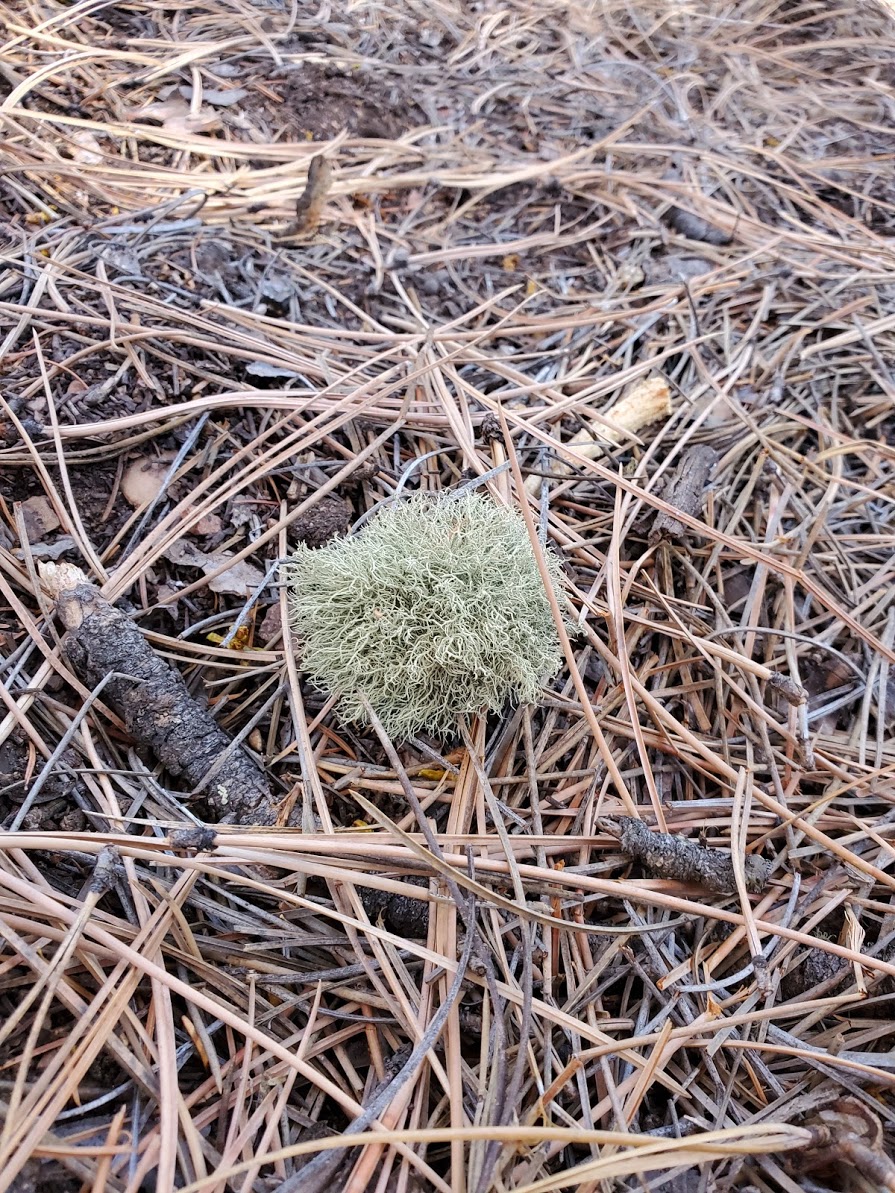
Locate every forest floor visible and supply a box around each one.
[2,1,895,1191]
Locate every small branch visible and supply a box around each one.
[39,562,276,824]
[602,816,771,893]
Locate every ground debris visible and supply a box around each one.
[289,494,352,548]
[39,562,276,824]
[2,0,895,1186]
[602,815,771,893]
[650,444,718,543]
[663,205,733,246]
[797,1099,895,1191]
[278,154,333,241]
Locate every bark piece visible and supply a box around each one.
[650,444,717,544]
[606,816,770,893]
[664,206,732,245]
[359,878,430,937]
[20,496,61,541]
[280,154,333,240]
[39,563,276,824]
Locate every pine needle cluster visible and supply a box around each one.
[286,492,566,739]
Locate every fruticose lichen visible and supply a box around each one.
[286,491,566,739]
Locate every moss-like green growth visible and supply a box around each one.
[286,492,565,739]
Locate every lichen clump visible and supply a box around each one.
[287,492,565,739]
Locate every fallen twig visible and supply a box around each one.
[602,816,771,893]
[39,562,276,824]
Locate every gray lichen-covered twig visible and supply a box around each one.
[602,815,771,893]
[39,562,276,825]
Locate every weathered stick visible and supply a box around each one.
[602,815,771,893]
[39,562,276,825]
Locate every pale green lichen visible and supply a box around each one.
[286,491,566,739]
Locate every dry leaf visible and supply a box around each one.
[20,496,61,541]
[16,535,76,561]
[131,99,221,136]
[164,540,264,597]
[68,129,104,165]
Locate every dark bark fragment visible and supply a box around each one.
[44,568,275,825]
[607,816,771,893]
[359,878,431,937]
[650,444,718,544]
[664,206,733,245]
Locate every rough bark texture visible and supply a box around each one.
[359,878,431,937]
[50,575,275,824]
[278,153,333,240]
[650,444,718,544]
[610,816,771,893]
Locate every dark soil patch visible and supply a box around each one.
[0,460,129,556]
[246,62,425,143]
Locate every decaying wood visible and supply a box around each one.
[664,205,733,245]
[279,154,333,240]
[39,562,276,825]
[650,444,718,543]
[603,815,772,893]
[524,377,671,495]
